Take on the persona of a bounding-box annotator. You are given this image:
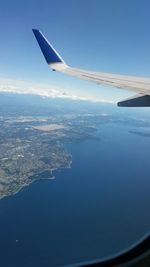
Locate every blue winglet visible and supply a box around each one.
[32,29,64,65]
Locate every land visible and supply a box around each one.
[0,113,101,199]
[1,93,150,200]
[33,124,65,131]
[0,118,70,199]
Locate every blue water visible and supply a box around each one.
[0,123,150,267]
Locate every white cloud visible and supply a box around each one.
[0,78,114,104]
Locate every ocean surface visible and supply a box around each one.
[0,122,150,266]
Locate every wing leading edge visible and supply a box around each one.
[32,29,150,107]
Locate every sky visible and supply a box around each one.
[0,0,150,103]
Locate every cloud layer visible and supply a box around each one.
[0,78,114,104]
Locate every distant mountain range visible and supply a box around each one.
[0,92,114,116]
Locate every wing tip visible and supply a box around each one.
[32,28,39,34]
[32,29,65,65]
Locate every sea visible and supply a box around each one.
[0,122,150,267]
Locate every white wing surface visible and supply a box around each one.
[33,29,150,107]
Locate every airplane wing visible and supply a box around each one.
[32,29,150,107]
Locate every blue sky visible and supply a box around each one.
[0,0,150,102]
